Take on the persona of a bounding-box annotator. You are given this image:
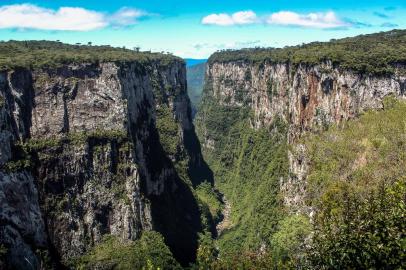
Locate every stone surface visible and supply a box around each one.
[0,59,205,268]
[201,60,406,212]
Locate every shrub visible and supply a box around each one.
[305,98,406,269]
[156,105,179,156]
[72,231,181,270]
[196,181,223,223]
[271,214,312,267]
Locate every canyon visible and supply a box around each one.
[197,59,405,213]
[1,30,405,269]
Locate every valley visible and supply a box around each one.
[0,30,405,269]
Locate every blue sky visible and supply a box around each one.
[0,0,405,58]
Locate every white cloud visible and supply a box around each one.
[267,11,348,28]
[232,11,258,24]
[202,11,257,26]
[202,10,349,29]
[0,4,148,31]
[110,7,147,26]
[0,4,106,31]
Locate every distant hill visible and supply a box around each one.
[185,58,207,67]
[186,62,206,117]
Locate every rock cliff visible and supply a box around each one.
[0,58,208,268]
[197,54,406,214]
[203,61,405,141]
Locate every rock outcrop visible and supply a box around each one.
[198,59,406,212]
[0,59,207,268]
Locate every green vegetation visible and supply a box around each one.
[156,105,179,156]
[196,89,289,259]
[21,129,128,152]
[1,143,32,173]
[195,232,218,269]
[3,158,32,172]
[271,214,312,268]
[0,40,182,71]
[214,118,288,255]
[209,30,406,75]
[0,95,5,107]
[72,231,180,270]
[195,181,222,223]
[196,66,406,268]
[0,244,7,268]
[304,97,406,269]
[1,129,129,173]
[196,87,249,145]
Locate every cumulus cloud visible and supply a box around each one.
[202,10,349,29]
[202,11,257,26]
[110,7,147,27]
[0,4,148,31]
[266,11,348,28]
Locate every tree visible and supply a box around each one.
[196,232,217,269]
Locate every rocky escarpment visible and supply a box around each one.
[204,61,406,141]
[197,59,406,213]
[201,61,406,212]
[0,58,209,268]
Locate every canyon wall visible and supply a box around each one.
[0,59,206,268]
[197,60,406,212]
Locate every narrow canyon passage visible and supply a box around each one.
[216,196,231,236]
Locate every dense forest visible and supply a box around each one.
[195,93,406,268]
[209,29,406,75]
[0,40,180,70]
[194,30,406,269]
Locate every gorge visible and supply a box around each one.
[1,30,406,269]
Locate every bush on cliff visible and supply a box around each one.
[72,231,180,270]
[305,97,406,269]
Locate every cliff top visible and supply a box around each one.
[0,40,183,71]
[208,29,406,75]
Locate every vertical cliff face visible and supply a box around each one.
[0,59,205,268]
[197,60,406,214]
[203,61,405,141]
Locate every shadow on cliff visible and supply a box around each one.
[132,120,202,266]
[184,127,214,187]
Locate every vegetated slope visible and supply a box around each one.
[0,41,215,269]
[209,29,406,75]
[195,79,292,267]
[304,97,406,269]
[195,29,406,269]
[186,62,206,116]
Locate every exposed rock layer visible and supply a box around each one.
[0,60,206,268]
[198,60,406,212]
